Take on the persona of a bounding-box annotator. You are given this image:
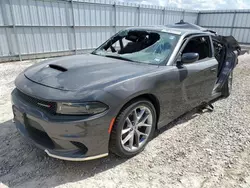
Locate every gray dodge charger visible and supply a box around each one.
[11,22,240,161]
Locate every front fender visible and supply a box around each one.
[103,75,160,118]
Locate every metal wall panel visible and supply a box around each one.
[116,5,138,26]
[1,0,249,62]
[232,29,250,44]
[140,5,163,26]
[0,1,13,26]
[75,26,113,49]
[234,13,250,27]
[199,13,234,27]
[0,0,199,61]
[198,10,250,44]
[0,6,4,26]
[0,28,12,56]
[184,12,197,23]
[73,2,113,26]
[164,9,184,25]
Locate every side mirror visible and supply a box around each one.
[181,53,199,64]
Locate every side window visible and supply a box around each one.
[182,36,212,62]
[212,39,223,61]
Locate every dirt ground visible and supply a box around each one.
[0,55,250,188]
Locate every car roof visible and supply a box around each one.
[126,21,214,36]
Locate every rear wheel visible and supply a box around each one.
[109,98,156,158]
[222,71,233,98]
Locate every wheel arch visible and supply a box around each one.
[108,93,161,156]
[112,93,161,132]
[137,94,160,124]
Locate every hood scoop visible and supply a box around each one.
[48,64,67,72]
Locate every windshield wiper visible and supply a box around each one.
[104,55,137,63]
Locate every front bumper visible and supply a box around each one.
[45,149,108,161]
[11,89,112,161]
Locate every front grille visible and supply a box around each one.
[15,89,57,114]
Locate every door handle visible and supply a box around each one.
[210,68,217,72]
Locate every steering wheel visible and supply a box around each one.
[110,45,116,53]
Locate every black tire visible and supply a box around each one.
[109,98,157,158]
[222,71,233,98]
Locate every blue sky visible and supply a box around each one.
[120,0,250,10]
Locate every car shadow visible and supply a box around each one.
[0,103,215,187]
[156,104,214,136]
[0,119,128,187]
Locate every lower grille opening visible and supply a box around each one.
[26,124,55,149]
[71,141,88,154]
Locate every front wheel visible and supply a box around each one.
[109,98,157,158]
[222,71,233,98]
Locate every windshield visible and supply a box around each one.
[92,29,180,65]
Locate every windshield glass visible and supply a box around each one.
[92,29,180,65]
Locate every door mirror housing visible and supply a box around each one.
[181,53,199,64]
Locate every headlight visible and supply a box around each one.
[56,102,108,115]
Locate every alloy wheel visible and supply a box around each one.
[228,72,233,93]
[120,106,153,152]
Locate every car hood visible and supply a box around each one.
[24,54,158,91]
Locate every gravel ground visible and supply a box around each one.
[0,55,250,188]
